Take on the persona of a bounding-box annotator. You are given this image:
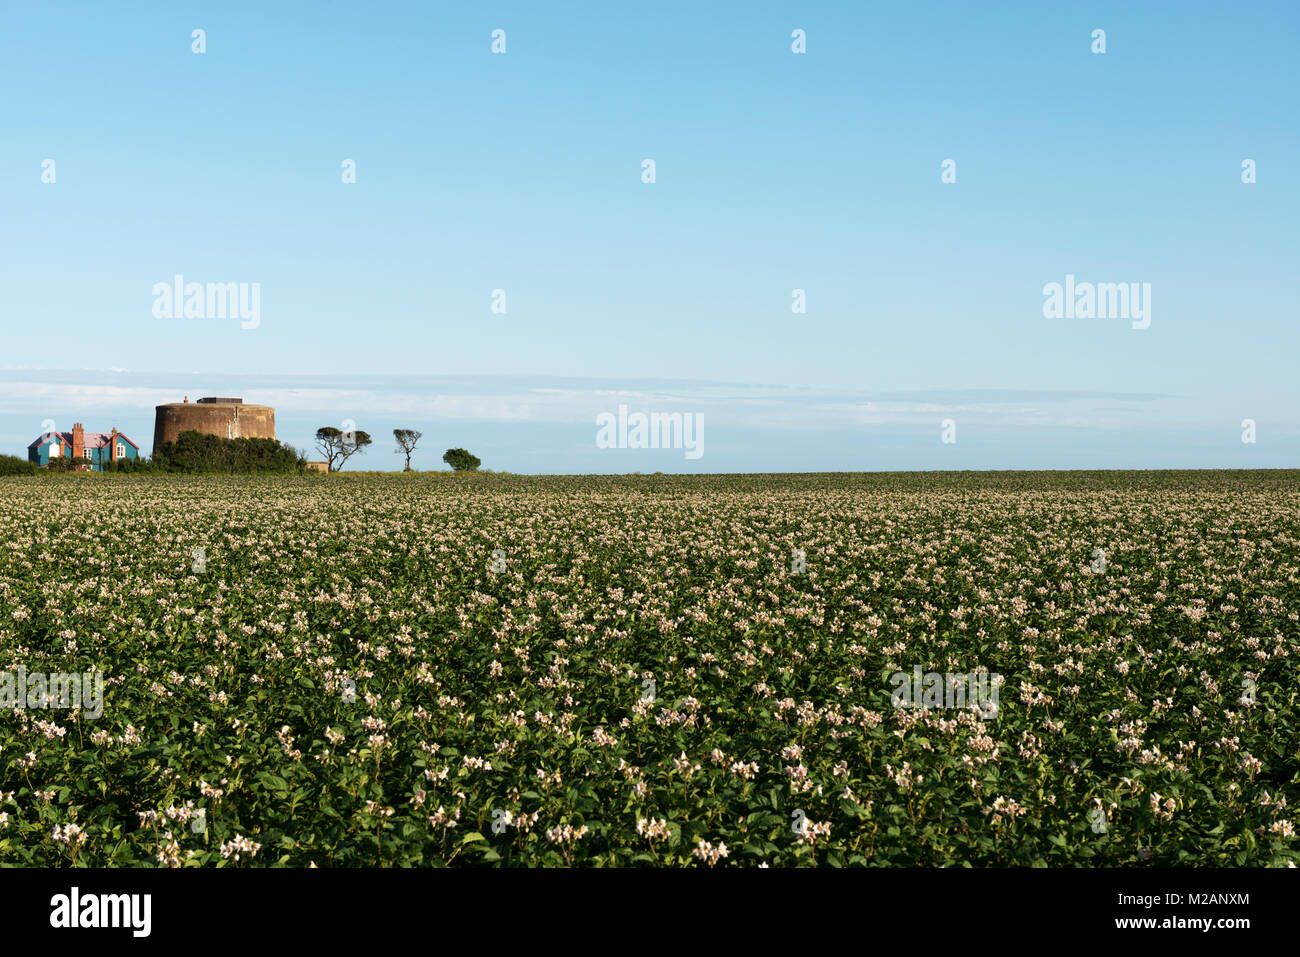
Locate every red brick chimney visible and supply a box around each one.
[110,428,119,463]
[72,423,84,461]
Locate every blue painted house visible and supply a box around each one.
[28,423,141,471]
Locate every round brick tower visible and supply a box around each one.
[152,397,276,456]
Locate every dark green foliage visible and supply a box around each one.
[39,455,92,473]
[0,454,37,476]
[1,470,1296,866]
[152,430,304,474]
[102,457,155,474]
[442,448,481,472]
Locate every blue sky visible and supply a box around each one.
[1,1,1296,472]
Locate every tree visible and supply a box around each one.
[442,448,481,472]
[154,431,301,474]
[45,454,92,472]
[393,429,423,472]
[316,427,373,472]
[0,454,37,476]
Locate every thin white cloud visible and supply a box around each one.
[0,369,1173,435]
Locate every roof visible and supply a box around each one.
[27,431,139,451]
[157,399,272,409]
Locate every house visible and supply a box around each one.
[28,423,141,471]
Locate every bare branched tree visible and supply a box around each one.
[315,427,373,472]
[393,429,423,472]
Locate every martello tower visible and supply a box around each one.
[152,396,276,456]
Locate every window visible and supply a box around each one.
[116,444,125,457]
